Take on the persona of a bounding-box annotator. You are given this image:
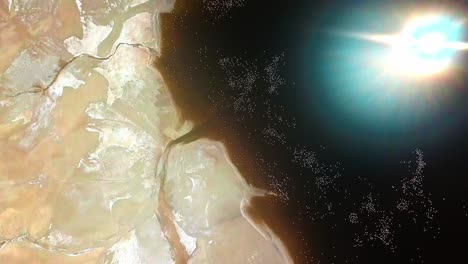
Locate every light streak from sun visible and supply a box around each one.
[337,14,466,77]
[346,32,468,51]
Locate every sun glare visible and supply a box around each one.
[346,14,466,78]
[387,15,460,76]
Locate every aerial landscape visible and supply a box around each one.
[1,0,468,263]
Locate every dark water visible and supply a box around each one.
[158,1,468,263]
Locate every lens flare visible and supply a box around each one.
[344,14,466,77]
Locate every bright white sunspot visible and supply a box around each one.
[348,14,467,77]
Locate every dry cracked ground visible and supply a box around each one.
[0,0,291,263]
